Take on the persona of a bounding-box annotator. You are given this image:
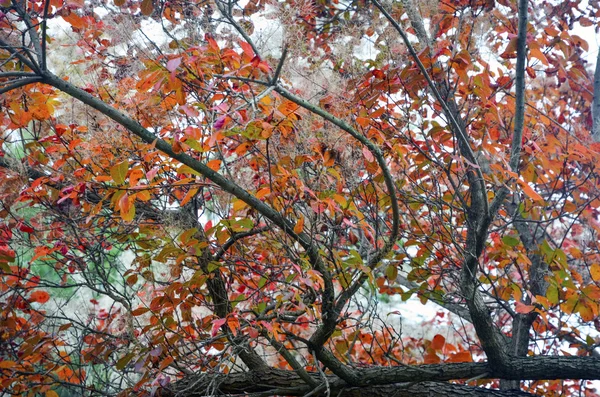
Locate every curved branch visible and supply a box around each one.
[0,76,42,94]
[212,225,272,262]
[163,355,600,397]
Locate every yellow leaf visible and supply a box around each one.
[232,199,249,212]
[46,391,59,397]
[110,160,128,185]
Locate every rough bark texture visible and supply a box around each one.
[160,356,600,396]
[158,368,536,397]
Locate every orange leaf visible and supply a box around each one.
[529,45,549,65]
[30,290,50,303]
[518,179,544,202]
[500,37,518,59]
[62,12,85,29]
[119,193,131,214]
[590,264,600,282]
[159,356,174,371]
[46,391,59,397]
[356,117,370,127]
[294,216,305,234]
[423,352,440,364]
[0,361,16,369]
[206,159,221,171]
[120,195,135,222]
[448,351,472,363]
[172,140,184,154]
[431,334,445,350]
[256,187,270,199]
[180,187,199,207]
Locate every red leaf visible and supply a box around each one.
[239,41,255,58]
[431,334,445,350]
[211,318,227,336]
[515,301,535,314]
[18,223,34,234]
[30,290,50,303]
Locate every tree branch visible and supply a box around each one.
[163,355,600,397]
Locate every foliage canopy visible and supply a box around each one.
[2,0,600,396]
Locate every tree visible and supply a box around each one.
[2,0,600,395]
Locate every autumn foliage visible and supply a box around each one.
[2,0,600,396]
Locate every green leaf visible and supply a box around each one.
[502,235,520,247]
[116,352,135,370]
[385,264,398,280]
[547,284,559,305]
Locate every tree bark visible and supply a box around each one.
[159,367,536,397]
[160,356,600,396]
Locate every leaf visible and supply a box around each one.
[448,351,472,363]
[423,352,440,364]
[126,274,138,286]
[116,353,135,370]
[211,318,227,337]
[30,290,50,303]
[46,392,59,397]
[500,37,518,59]
[515,301,535,314]
[0,361,16,369]
[166,57,182,72]
[256,187,270,199]
[356,117,370,127]
[110,160,129,185]
[362,146,374,163]
[121,199,135,222]
[206,159,221,171]
[140,0,154,15]
[294,216,305,234]
[385,264,397,280]
[431,334,445,350]
[132,307,150,316]
[180,187,199,207]
[172,140,184,154]
[518,179,544,202]
[239,40,255,57]
[159,356,174,370]
[547,284,559,305]
[590,264,600,282]
[62,12,85,29]
[502,235,520,247]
